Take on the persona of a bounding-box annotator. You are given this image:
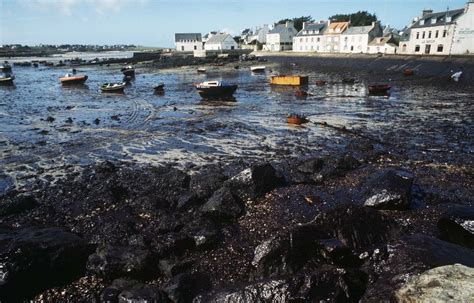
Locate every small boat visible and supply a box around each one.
[195,80,238,99]
[100,82,126,93]
[368,84,391,95]
[450,71,462,82]
[295,90,308,98]
[270,75,309,86]
[0,74,15,85]
[121,65,135,77]
[197,68,207,73]
[250,66,266,73]
[0,64,12,73]
[154,83,165,91]
[403,69,414,76]
[315,80,326,86]
[59,74,88,85]
[342,78,355,84]
[287,113,309,125]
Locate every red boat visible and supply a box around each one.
[368,84,391,95]
[287,113,309,125]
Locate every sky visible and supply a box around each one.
[0,0,469,47]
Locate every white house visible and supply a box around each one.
[399,8,464,55]
[265,21,297,51]
[293,22,328,52]
[340,22,383,53]
[451,0,474,54]
[204,33,239,50]
[175,33,203,52]
[322,21,349,53]
[367,35,398,54]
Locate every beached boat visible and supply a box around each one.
[250,66,266,73]
[197,68,207,73]
[59,74,88,85]
[368,84,391,95]
[315,80,326,86]
[195,81,238,99]
[121,66,135,77]
[0,74,15,85]
[403,69,414,76]
[287,113,309,125]
[0,64,12,73]
[100,82,126,93]
[270,75,308,86]
[154,83,165,91]
[342,78,356,84]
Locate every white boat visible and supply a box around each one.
[250,66,266,73]
[197,68,207,73]
[0,74,15,85]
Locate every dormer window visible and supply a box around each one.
[446,16,452,22]
[419,20,425,25]
[431,18,436,24]
[336,28,341,33]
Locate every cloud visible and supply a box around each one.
[20,0,149,16]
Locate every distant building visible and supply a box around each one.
[202,31,218,43]
[293,21,328,52]
[399,8,464,55]
[175,33,203,52]
[204,33,239,50]
[367,35,398,54]
[265,21,297,51]
[322,21,349,53]
[451,0,474,54]
[340,22,383,53]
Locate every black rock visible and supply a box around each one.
[362,234,474,301]
[223,163,281,201]
[201,187,244,221]
[297,157,324,174]
[189,168,228,201]
[118,284,171,303]
[151,232,195,258]
[251,224,327,279]
[313,204,399,250]
[0,194,39,216]
[0,227,95,301]
[87,245,157,280]
[45,116,55,123]
[158,259,193,278]
[438,205,474,248]
[101,278,141,303]
[164,273,211,303]
[182,217,220,249]
[363,169,414,210]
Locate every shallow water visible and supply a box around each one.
[0,62,472,191]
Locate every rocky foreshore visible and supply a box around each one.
[1,135,473,302]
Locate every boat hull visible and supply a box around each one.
[287,116,308,125]
[59,75,88,85]
[197,85,238,99]
[270,76,308,86]
[368,85,391,95]
[100,83,126,93]
[0,78,14,85]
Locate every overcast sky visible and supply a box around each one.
[0,0,468,47]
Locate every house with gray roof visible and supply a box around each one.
[175,33,203,52]
[293,21,328,52]
[399,7,465,55]
[367,35,398,54]
[204,33,239,51]
[340,22,383,53]
[265,21,297,51]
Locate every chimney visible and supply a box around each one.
[302,22,306,30]
[422,9,433,16]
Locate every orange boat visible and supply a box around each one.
[59,74,88,85]
[287,114,309,125]
[403,69,414,76]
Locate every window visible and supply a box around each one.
[443,30,447,37]
[431,18,436,24]
[300,38,303,42]
[181,46,184,51]
[415,45,420,52]
[351,46,354,51]
[437,44,444,52]
[435,30,439,38]
[422,31,425,39]
[311,37,314,42]
[402,44,407,52]
[420,20,425,25]
[428,31,431,38]
[317,37,320,42]
[194,45,197,50]
[416,32,420,39]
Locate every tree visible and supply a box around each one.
[328,11,377,26]
[275,16,314,32]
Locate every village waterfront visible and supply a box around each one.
[0,53,473,301]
